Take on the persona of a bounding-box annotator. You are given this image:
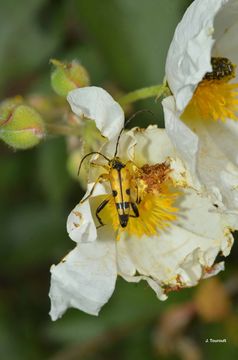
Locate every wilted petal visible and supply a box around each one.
[177,248,203,286]
[118,188,234,293]
[120,273,167,301]
[67,86,124,140]
[203,262,225,279]
[49,226,117,319]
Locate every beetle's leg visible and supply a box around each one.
[130,202,139,218]
[136,186,140,204]
[90,162,110,171]
[96,198,109,228]
[133,183,141,204]
[80,173,109,203]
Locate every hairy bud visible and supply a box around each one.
[0,98,45,149]
[50,59,90,97]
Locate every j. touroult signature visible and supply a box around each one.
[205,339,227,343]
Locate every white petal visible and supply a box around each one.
[213,0,238,68]
[116,237,136,276]
[192,120,238,209]
[67,182,108,243]
[177,248,203,286]
[49,226,117,319]
[99,124,178,166]
[104,124,184,166]
[129,125,176,166]
[118,188,234,290]
[101,125,198,189]
[67,86,124,140]
[162,96,199,180]
[129,124,198,188]
[163,97,238,209]
[202,262,225,279]
[96,124,137,161]
[164,0,238,211]
[166,0,229,111]
[213,21,238,71]
[201,119,238,166]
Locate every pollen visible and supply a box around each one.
[101,162,179,238]
[182,57,238,123]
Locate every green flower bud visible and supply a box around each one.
[50,59,90,97]
[0,99,45,150]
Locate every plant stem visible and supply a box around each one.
[118,84,167,107]
[46,84,169,136]
[46,123,82,136]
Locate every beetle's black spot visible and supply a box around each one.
[126,188,130,195]
[112,190,118,197]
[119,214,129,227]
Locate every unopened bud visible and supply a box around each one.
[50,59,90,97]
[0,99,45,150]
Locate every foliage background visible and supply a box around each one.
[1,0,238,359]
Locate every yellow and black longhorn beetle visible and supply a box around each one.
[78,110,152,229]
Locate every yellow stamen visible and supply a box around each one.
[182,57,238,123]
[100,162,180,238]
[182,80,238,122]
[110,188,178,238]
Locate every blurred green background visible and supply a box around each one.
[1,0,238,359]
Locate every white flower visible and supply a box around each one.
[49,87,236,319]
[163,0,238,209]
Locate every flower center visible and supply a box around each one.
[101,161,179,238]
[182,57,238,123]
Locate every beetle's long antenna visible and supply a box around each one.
[114,109,155,157]
[114,128,124,158]
[78,151,110,176]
